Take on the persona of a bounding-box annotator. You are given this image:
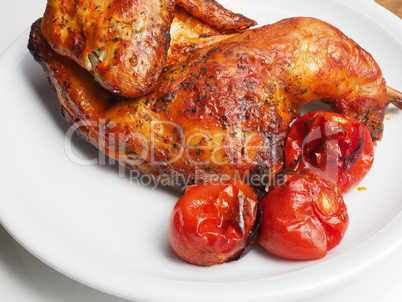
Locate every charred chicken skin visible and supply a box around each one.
[41,0,256,98]
[30,11,400,195]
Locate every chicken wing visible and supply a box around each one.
[41,0,176,98]
[41,0,256,98]
[177,0,257,31]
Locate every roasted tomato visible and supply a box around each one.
[258,170,349,260]
[168,180,261,266]
[285,110,374,193]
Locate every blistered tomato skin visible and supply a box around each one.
[285,110,374,193]
[258,170,349,260]
[168,180,260,266]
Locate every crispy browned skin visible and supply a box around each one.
[281,19,389,141]
[168,16,390,142]
[41,0,256,98]
[30,16,391,195]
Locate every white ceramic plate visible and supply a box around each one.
[1,0,402,301]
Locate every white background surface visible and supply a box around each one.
[1,0,402,301]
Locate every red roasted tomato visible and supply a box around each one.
[168,180,260,266]
[285,110,374,193]
[258,170,349,260]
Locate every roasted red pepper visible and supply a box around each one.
[285,110,374,193]
[168,180,260,266]
[258,169,349,260]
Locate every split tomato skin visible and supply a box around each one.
[285,110,374,193]
[168,180,260,266]
[258,170,349,260]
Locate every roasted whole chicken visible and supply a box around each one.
[29,2,402,196]
[41,0,256,98]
